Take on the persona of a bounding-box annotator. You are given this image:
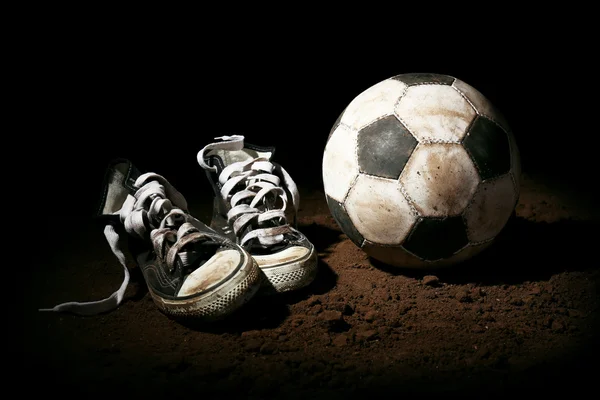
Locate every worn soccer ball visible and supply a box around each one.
[322,73,520,268]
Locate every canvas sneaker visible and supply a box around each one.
[197,135,318,294]
[40,159,262,320]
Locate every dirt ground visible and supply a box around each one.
[24,171,599,398]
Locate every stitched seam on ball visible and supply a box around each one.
[341,127,361,206]
[461,131,485,180]
[481,172,511,186]
[398,182,420,218]
[358,170,420,218]
[461,117,514,186]
[343,172,420,243]
[410,79,456,87]
[394,107,464,145]
[340,108,401,133]
[458,108,479,145]
[450,242,471,258]
[508,131,519,180]
[397,143,422,218]
[509,172,520,209]
[392,85,413,136]
[462,169,506,242]
[393,84,409,110]
[341,173,359,206]
[463,173,514,242]
[357,171,399,183]
[352,174,420,245]
[328,123,360,205]
[462,171,493,240]
[470,237,495,246]
[400,239,430,262]
[354,113,398,136]
[418,138,462,145]
[453,84,512,135]
[485,116,511,137]
[392,85,412,131]
[352,121,359,198]
[336,122,359,136]
[451,84,479,116]
[453,85,514,163]
[462,205,474,242]
[394,113,419,142]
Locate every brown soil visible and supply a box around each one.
[25,173,599,399]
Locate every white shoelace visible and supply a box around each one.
[40,173,209,315]
[198,135,300,248]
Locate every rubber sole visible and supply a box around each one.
[148,249,262,321]
[257,244,318,294]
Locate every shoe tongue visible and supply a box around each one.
[98,159,143,216]
[206,143,275,173]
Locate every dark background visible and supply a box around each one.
[29,31,597,217]
[20,17,600,398]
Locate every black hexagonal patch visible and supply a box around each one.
[357,115,417,179]
[392,73,455,86]
[326,195,364,247]
[463,116,511,181]
[402,216,469,261]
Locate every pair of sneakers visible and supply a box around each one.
[40,136,318,321]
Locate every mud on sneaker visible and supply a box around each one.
[197,135,318,294]
[40,159,262,320]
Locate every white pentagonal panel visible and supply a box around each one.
[395,84,477,142]
[453,78,511,133]
[400,144,480,217]
[340,78,408,131]
[464,173,517,243]
[345,174,416,245]
[322,124,359,203]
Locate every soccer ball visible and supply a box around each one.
[322,73,520,268]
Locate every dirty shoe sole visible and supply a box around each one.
[148,250,262,321]
[253,245,318,294]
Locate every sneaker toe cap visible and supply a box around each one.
[178,249,243,296]
[252,246,311,268]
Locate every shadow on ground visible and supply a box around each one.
[178,259,338,333]
[371,216,600,285]
[179,223,342,333]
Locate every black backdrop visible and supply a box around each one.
[33,40,596,216]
